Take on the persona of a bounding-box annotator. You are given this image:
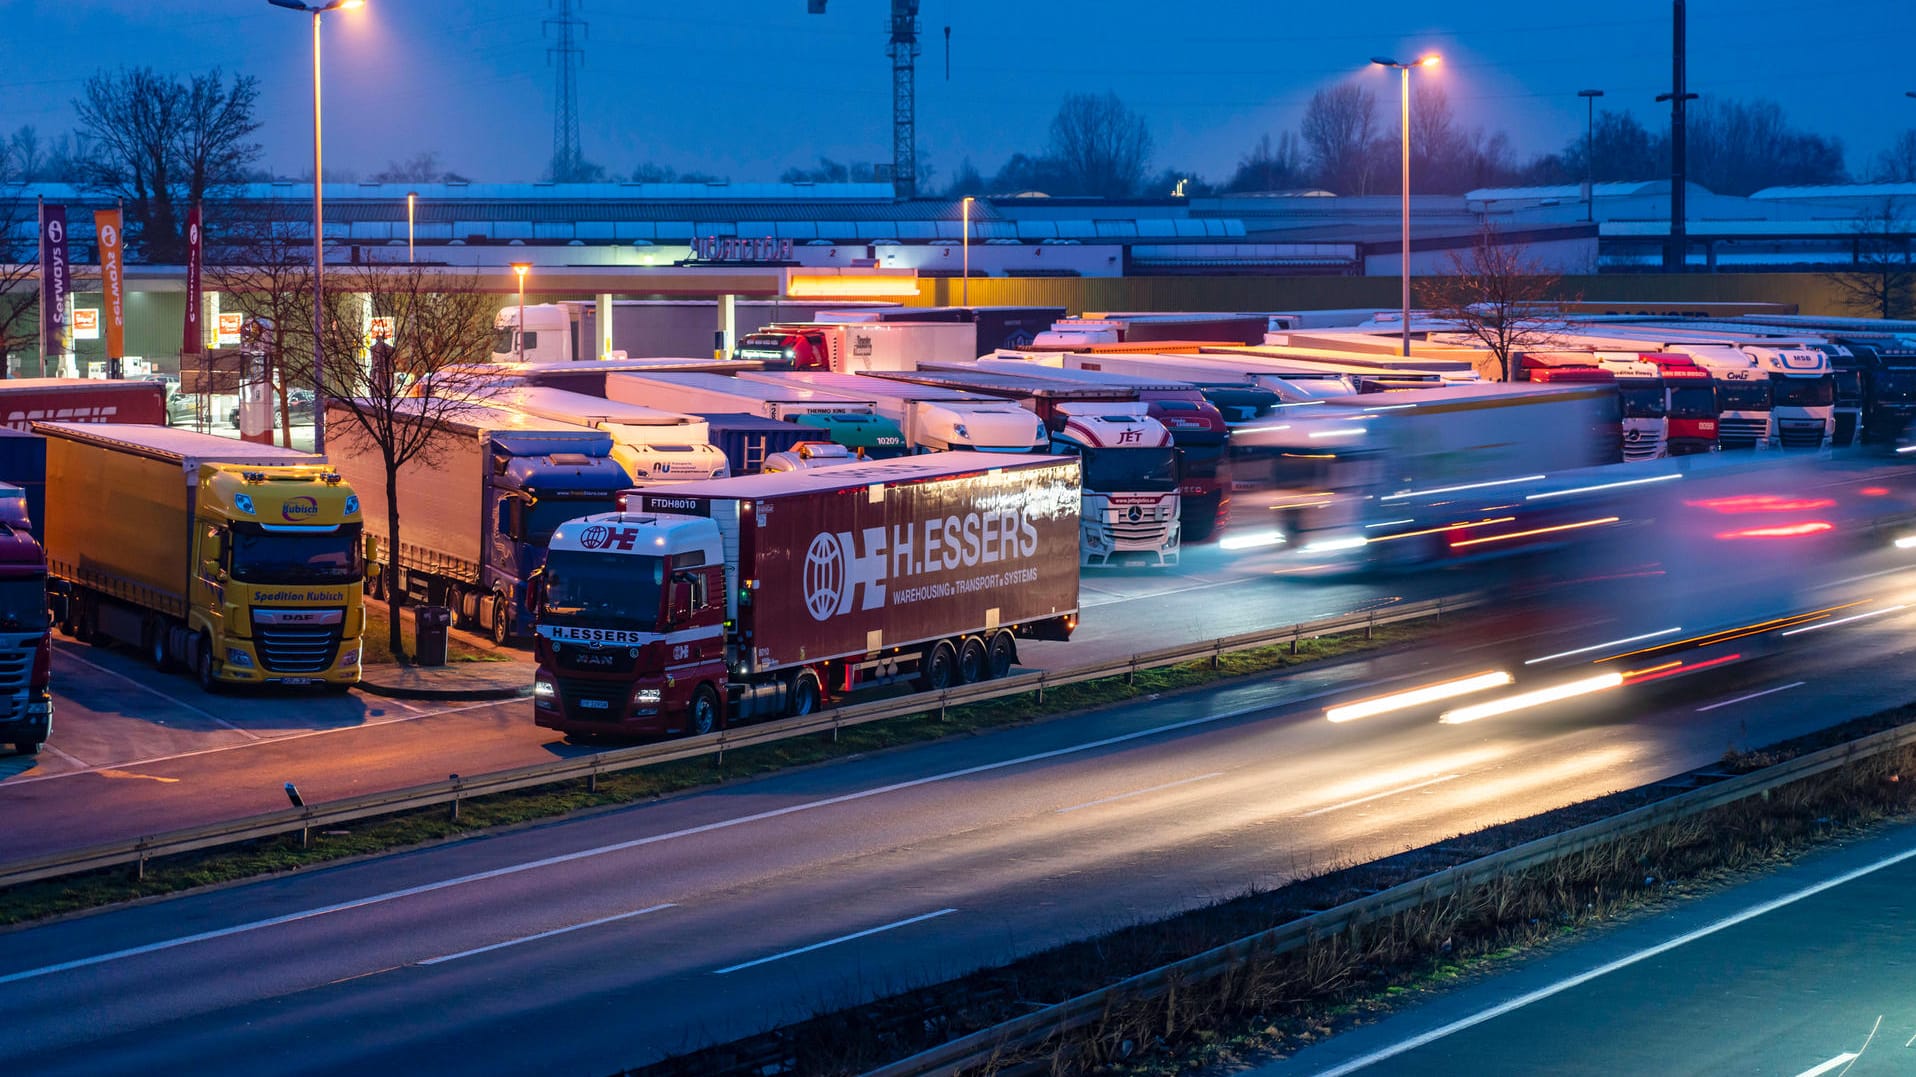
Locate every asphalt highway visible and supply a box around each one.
[5,556,1916,1074]
[0,558,1444,864]
[1273,818,1916,1077]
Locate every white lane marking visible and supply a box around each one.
[1302,841,1916,1077]
[1056,772,1224,814]
[1781,606,1908,637]
[417,903,676,966]
[0,700,508,789]
[40,744,92,769]
[1827,566,1916,589]
[0,688,1316,985]
[1523,628,1682,665]
[1079,577,1249,608]
[1797,1053,1859,1077]
[1300,774,1461,818]
[713,909,957,975]
[55,649,258,740]
[1842,1015,1882,1076]
[1696,682,1806,713]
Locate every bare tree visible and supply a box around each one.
[1873,131,1916,184]
[72,67,261,262]
[1224,132,1306,193]
[316,264,497,659]
[0,142,42,376]
[1301,83,1379,194]
[1822,204,1916,320]
[205,206,313,441]
[1683,98,1846,196]
[1417,224,1574,382]
[1046,92,1153,198]
[368,151,469,184]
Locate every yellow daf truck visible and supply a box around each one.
[37,423,365,691]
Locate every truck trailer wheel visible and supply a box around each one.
[957,637,989,684]
[918,641,958,692]
[689,685,721,736]
[147,618,174,672]
[789,671,823,717]
[13,741,40,756]
[987,631,1017,679]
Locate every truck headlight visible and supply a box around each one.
[337,650,360,667]
[534,680,556,698]
[344,495,360,516]
[226,649,255,668]
[630,687,662,706]
[234,494,256,515]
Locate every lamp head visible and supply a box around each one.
[1418,54,1441,67]
[338,0,365,9]
[1370,56,1399,68]
[510,262,531,280]
[1578,88,1605,98]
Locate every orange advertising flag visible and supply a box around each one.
[93,209,126,361]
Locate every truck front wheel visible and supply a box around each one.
[196,635,224,694]
[689,685,721,736]
[789,671,822,717]
[491,592,514,647]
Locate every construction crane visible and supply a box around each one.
[808,1,921,199]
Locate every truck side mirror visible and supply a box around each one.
[527,570,547,613]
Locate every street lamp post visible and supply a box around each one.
[960,196,974,307]
[407,190,417,263]
[268,0,364,454]
[1578,89,1604,223]
[1372,54,1440,357]
[510,263,531,361]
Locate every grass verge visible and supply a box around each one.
[621,702,1916,1077]
[0,621,1431,928]
[360,603,508,665]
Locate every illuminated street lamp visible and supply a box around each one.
[960,195,975,307]
[510,262,532,361]
[1578,89,1605,223]
[268,0,365,453]
[1372,53,1440,357]
[407,190,417,262]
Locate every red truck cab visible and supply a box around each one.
[0,482,52,755]
[1643,355,1721,455]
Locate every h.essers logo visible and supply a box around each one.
[801,508,1041,622]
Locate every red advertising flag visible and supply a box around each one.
[183,204,203,355]
[93,209,126,361]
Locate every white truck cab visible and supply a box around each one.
[1051,401,1181,567]
[493,304,576,364]
[1741,346,1835,449]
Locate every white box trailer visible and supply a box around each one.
[607,371,879,422]
[485,385,729,483]
[737,370,1046,453]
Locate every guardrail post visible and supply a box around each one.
[1366,611,1375,640]
[1036,673,1045,705]
[299,822,310,850]
[938,691,949,722]
[135,850,146,882]
[1125,660,1137,686]
[448,773,462,822]
[586,771,599,794]
[1210,642,1222,670]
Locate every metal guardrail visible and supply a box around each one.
[0,593,1479,891]
[863,713,1916,1077]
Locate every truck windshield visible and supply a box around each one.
[541,549,663,629]
[0,576,49,631]
[1715,381,1772,412]
[228,523,364,584]
[1618,385,1667,418]
[1179,441,1227,481]
[1771,374,1834,408]
[492,328,514,355]
[1080,446,1181,492]
[525,498,621,544]
[1668,386,1716,419]
[1833,369,1864,405]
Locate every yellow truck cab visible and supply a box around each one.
[37,423,365,691]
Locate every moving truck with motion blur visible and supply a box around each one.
[485,385,730,485]
[327,402,630,645]
[532,454,1081,739]
[0,481,53,754]
[38,423,365,691]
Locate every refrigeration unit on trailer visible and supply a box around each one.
[605,372,909,460]
[532,454,1081,739]
[734,370,1048,453]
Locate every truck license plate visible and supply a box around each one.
[578,698,610,710]
[280,678,319,686]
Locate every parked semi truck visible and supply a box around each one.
[731,321,980,372]
[0,378,167,431]
[532,453,1081,739]
[327,401,630,644]
[607,371,911,461]
[485,385,729,484]
[0,481,52,754]
[865,367,1188,560]
[38,423,365,690]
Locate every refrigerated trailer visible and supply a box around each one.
[484,385,729,484]
[532,454,1081,739]
[735,370,1048,453]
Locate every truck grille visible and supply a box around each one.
[1717,417,1767,448]
[557,676,625,722]
[252,611,344,674]
[1111,520,1172,548]
[1777,421,1826,449]
[0,635,33,722]
[1621,434,1665,461]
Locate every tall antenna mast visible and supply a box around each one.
[545,0,587,181]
